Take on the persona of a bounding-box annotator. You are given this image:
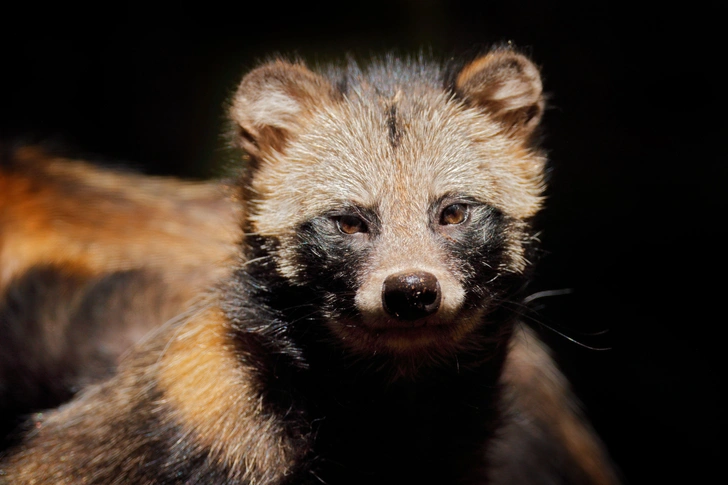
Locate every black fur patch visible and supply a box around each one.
[386,103,402,148]
[224,213,374,365]
[112,386,239,483]
[429,196,530,307]
[0,266,181,449]
[224,250,509,484]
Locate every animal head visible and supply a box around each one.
[229,49,546,363]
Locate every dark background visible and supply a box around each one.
[2,3,725,482]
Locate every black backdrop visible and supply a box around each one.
[2,3,725,482]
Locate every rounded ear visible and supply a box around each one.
[230,60,339,159]
[454,49,544,138]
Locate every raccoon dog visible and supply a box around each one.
[0,49,619,484]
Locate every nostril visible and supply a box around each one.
[382,271,442,321]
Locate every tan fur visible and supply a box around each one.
[248,92,544,236]
[157,303,301,483]
[0,146,240,293]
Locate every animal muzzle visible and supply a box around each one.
[381,270,442,321]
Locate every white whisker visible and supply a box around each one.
[523,288,573,303]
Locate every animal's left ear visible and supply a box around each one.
[454,49,544,138]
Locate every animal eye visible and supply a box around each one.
[336,215,368,234]
[440,204,469,225]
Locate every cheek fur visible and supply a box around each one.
[289,218,371,317]
[440,206,522,305]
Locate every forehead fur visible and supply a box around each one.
[246,56,545,236]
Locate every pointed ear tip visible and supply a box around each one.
[238,59,323,87]
[458,49,542,85]
[487,46,538,64]
[234,60,297,93]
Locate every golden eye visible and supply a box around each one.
[440,204,468,225]
[337,215,367,234]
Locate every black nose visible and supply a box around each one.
[382,271,441,321]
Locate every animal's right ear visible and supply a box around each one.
[230,60,339,160]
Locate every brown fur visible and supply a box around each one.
[157,303,304,482]
[0,50,619,484]
[0,146,241,445]
[489,325,620,484]
[0,146,240,293]
[2,301,305,484]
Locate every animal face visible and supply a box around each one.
[231,52,546,358]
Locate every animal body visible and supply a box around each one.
[0,49,619,484]
[0,146,240,446]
